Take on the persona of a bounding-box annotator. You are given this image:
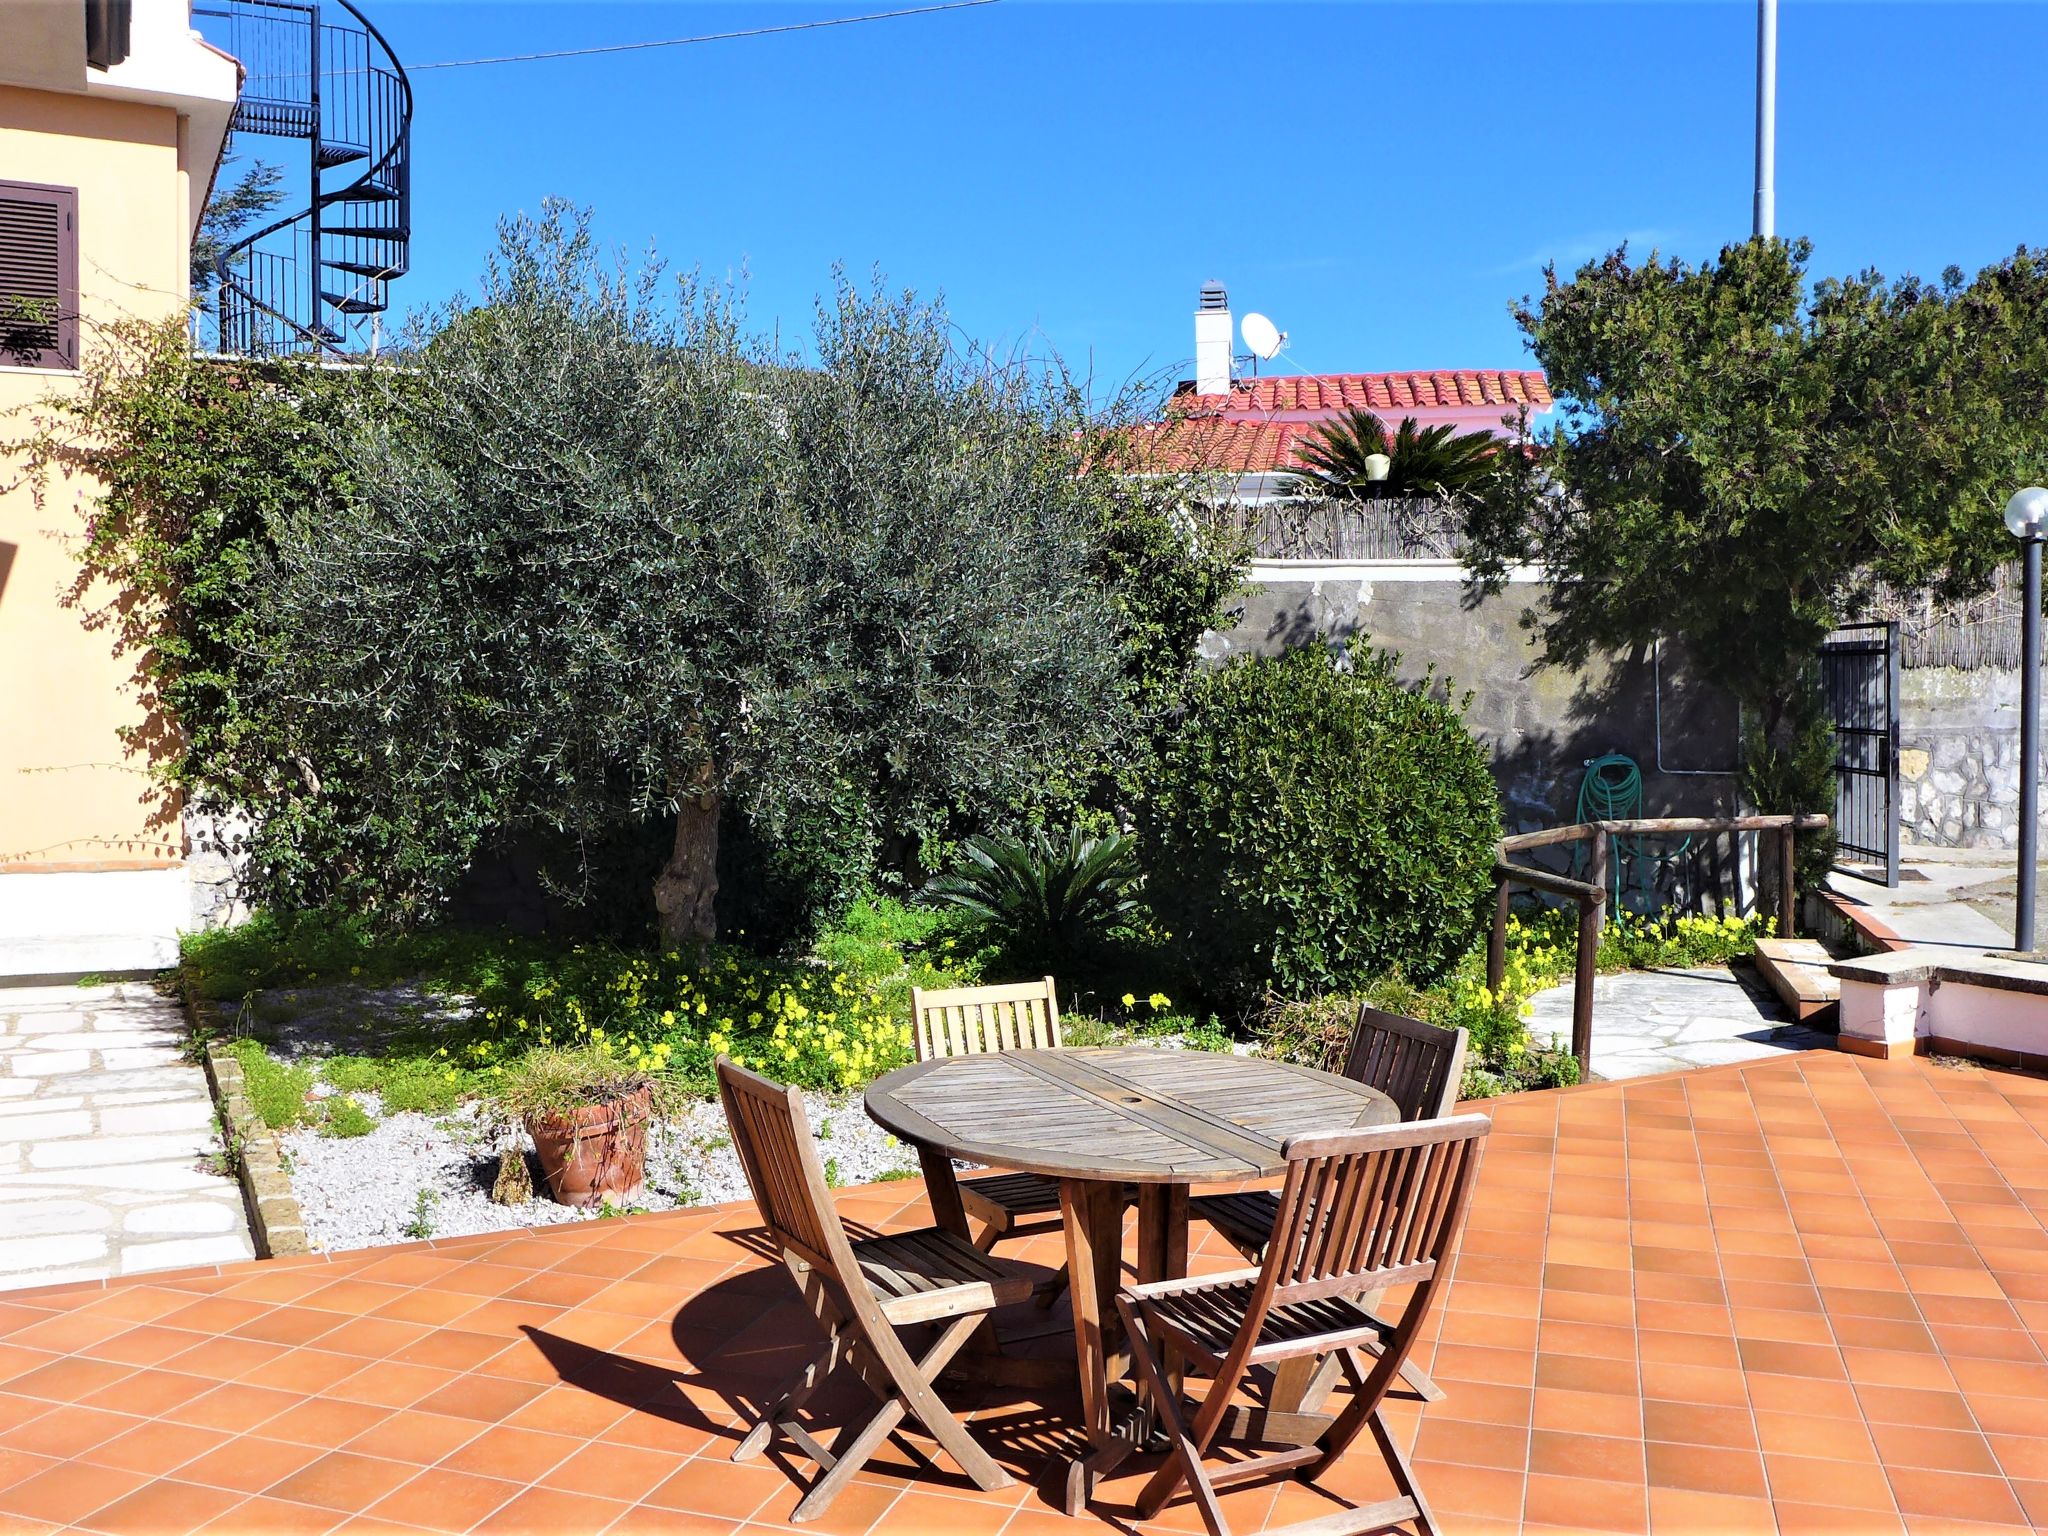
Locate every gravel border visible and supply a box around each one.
[218,982,1258,1255]
[281,1082,922,1252]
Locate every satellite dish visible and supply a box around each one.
[1241,312,1286,360]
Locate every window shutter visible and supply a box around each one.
[0,182,79,370]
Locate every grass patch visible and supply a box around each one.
[319,1054,471,1115]
[193,891,1740,1111]
[182,895,985,1099]
[227,1037,315,1129]
[319,1097,376,1138]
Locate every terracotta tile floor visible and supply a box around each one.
[0,1051,2044,1535]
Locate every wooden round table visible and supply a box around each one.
[863,1046,1398,1509]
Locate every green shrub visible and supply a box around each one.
[1739,679,1839,908]
[922,827,1141,974]
[1139,639,1500,1011]
[717,790,879,955]
[228,1039,315,1129]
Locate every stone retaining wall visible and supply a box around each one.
[1207,574,2048,858]
[1900,666,2039,849]
[1205,566,1744,834]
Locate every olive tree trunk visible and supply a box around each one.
[654,767,720,949]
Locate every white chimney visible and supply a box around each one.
[1194,280,1232,395]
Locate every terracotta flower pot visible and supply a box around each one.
[525,1085,652,1209]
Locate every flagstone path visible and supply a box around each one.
[1525,963,1837,1080]
[0,981,252,1292]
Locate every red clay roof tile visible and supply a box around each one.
[1171,368,1551,417]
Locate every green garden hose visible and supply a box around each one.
[1574,753,1691,915]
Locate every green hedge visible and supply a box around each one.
[1139,640,1500,1011]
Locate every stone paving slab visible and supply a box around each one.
[1526,962,1836,1080]
[0,981,253,1292]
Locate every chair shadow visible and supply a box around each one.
[521,1224,1099,1512]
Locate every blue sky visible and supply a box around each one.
[234,2,2048,403]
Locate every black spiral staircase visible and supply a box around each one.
[195,0,411,357]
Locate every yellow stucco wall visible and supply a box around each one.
[0,83,191,869]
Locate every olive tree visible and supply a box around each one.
[261,206,1140,944]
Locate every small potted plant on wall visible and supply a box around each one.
[492,1045,675,1209]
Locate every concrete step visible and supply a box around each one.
[1754,937,1841,1026]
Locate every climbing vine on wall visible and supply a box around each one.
[15,315,488,917]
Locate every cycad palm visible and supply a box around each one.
[1292,409,1498,500]
[923,827,1141,971]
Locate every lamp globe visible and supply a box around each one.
[2005,486,2048,540]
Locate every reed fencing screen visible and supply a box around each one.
[1875,565,2030,671]
[1224,496,1465,561]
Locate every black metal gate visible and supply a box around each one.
[1817,621,1901,886]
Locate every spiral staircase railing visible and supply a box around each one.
[194,0,411,358]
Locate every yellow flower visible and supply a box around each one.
[1120,993,1136,1008]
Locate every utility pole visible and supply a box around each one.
[1754,0,1777,239]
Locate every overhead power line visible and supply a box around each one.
[411,0,998,71]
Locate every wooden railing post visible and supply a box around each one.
[1572,826,1609,1080]
[1779,825,1798,938]
[1573,893,1602,1081]
[1487,878,1510,996]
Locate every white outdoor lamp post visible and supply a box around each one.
[1362,452,1391,486]
[2005,486,2048,952]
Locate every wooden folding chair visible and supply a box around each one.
[911,978,1103,1305]
[716,1057,1039,1522]
[1190,1007,1466,1404]
[1117,1114,1491,1536]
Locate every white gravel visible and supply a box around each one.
[252,984,1251,1254]
[281,1085,921,1252]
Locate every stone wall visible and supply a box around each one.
[1204,565,1745,833]
[1899,666,2035,848]
[1206,568,2048,858]
[1201,565,1771,912]
[183,807,251,932]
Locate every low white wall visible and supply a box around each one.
[1838,974,1926,1050]
[0,867,190,977]
[1924,981,2048,1059]
[1834,948,2048,1069]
